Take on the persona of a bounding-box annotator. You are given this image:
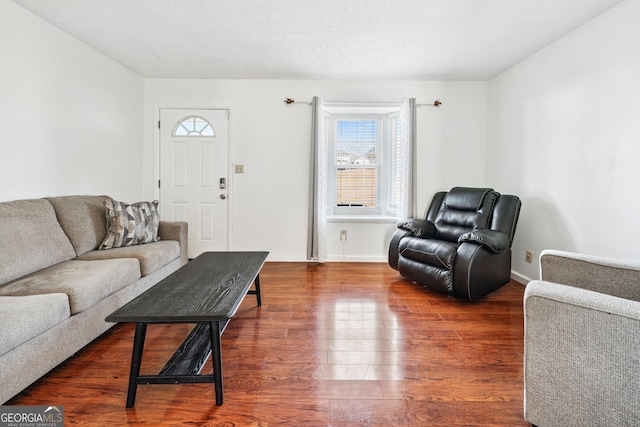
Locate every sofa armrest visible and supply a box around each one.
[396,218,436,238]
[458,229,510,254]
[540,249,640,301]
[158,221,188,265]
[523,280,640,426]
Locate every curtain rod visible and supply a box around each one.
[284,98,442,107]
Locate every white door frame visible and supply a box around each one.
[153,104,233,251]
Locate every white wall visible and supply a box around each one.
[487,0,640,281]
[0,1,144,203]
[144,80,488,261]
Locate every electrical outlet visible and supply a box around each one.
[340,230,347,242]
[234,164,244,174]
[525,251,533,263]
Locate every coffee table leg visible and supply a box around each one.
[209,321,224,406]
[126,322,147,408]
[254,274,262,307]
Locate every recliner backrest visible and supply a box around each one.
[490,194,521,245]
[430,187,499,243]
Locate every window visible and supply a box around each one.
[326,106,402,217]
[172,115,215,137]
[334,118,379,209]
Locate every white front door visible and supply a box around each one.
[159,108,229,258]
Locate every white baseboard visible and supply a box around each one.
[265,254,389,263]
[265,253,310,262]
[326,256,388,263]
[511,270,533,285]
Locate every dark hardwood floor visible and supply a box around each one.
[8,262,528,426]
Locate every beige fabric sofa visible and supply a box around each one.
[524,249,640,427]
[0,195,188,404]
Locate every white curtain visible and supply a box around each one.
[398,98,417,220]
[307,96,327,262]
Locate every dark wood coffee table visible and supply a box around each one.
[106,251,268,407]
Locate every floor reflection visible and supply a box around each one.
[316,298,408,380]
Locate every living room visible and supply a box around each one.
[1,0,638,425]
[2,0,638,279]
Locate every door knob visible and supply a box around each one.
[220,194,226,200]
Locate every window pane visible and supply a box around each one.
[335,167,378,207]
[172,116,215,137]
[334,119,379,209]
[336,120,378,165]
[200,124,214,136]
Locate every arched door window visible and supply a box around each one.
[172,115,215,137]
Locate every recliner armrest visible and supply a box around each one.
[397,218,436,238]
[458,229,509,254]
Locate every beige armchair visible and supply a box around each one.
[524,250,640,427]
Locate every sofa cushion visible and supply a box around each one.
[0,259,141,315]
[77,240,180,276]
[99,199,160,250]
[0,199,76,286]
[0,294,70,356]
[46,195,110,256]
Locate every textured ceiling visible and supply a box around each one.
[11,0,623,80]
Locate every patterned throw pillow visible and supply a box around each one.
[99,199,160,250]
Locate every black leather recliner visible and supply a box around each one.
[389,187,521,300]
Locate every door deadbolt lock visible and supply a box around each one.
[220,194,226,200]
[219,178,226,189]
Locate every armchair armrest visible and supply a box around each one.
[524,280,640,426]
[458,229,509,254]
[540,249,640,301]
[397,218,436,238]
[158,221,189,266]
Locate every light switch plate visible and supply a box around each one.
[235,164,244,174]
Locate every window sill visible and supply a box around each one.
[327,215,398,224]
